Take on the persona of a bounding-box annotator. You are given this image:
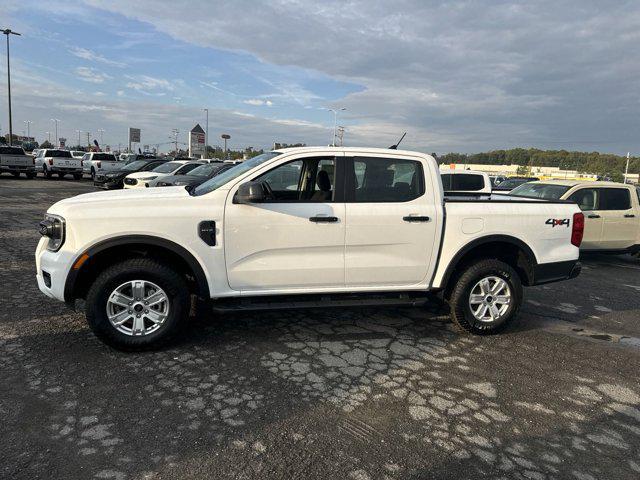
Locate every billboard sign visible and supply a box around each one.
[128,128,141,143]
[189,124,206,158]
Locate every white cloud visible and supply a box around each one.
[243,99,273,106]
[125,74,174,93]
[74,66,111,84]
[69,46,125,67]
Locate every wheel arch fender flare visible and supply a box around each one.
[64,235,210,303]
[439,234,538,289]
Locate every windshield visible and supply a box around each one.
[123,160,147,171]
[509,183,571,199]
[189,163,224,176]
[152,161,183,173]
[193,152,281,196]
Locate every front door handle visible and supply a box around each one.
[587,214,601,219]
[309,216,338,223]
[624,214,636,218]
[403,215,431,222]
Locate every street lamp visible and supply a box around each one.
[50,118,60,147]
[76,130,82,148]
[2,28,21,146]
[23,120,32,139]
[45,131,51,143]
[327,107,346,147]
[203,108,209,158]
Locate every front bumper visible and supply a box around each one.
[532,260,581,286]
[94,176,124,189]
[35,237,73,302]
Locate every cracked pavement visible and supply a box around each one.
[1,177,639,479]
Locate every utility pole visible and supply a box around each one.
[51,118,60,147]
[23,120,31,139]
[171,129,179,154]
[203,108,209,158]
[46,131,50,143]
[97,128,105,146]
[3,28,21,145]
[327,107,346,146]
[76,130,82,148]
[624,152,630,184]
[86,131,90,148]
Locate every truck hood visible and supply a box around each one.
[49,186,191,216]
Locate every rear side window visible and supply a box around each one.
[441,173,484,192]
[568,188,598,211]
[349,157,424,202]
[599,188,631,210]
[94,153,116,161]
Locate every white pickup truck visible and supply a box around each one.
[34,149,83,179]
[0,145,36,178]
[36,147,583,350]
[81,152,119,179]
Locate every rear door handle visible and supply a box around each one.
[403,215,431,222]
[587,214,600,219]
[624,214,635,218]
[309,216,338,223]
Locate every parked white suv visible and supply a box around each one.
[510,180,640,254]
[123,160,204,188]
[36,147,583,350]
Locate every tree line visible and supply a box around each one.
[437,148,638,181]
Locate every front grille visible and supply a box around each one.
[124,178,136,185]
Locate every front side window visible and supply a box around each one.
[176,163,201,175]
[254,157,336,202]
[568,188,598,211]
[349,157,424,202]
[600,188,631,210]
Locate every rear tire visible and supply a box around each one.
[26,172,36,179]
[57,172,65,178]
[448,259,522,335]
[91,167,96,180]
[85,258,190,351]
[11,172,20,178]
[43,166,52,178]
[73,173,83,180]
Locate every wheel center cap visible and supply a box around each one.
[134,304,144,312]
[486,296,494,303]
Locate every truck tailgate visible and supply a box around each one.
[1,155,32,167]
[54,158,82,168]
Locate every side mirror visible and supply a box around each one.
[234,181,266,204]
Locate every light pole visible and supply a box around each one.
[624,152,630,184]
[50,118,60,147]
[3,28,21,146]
[76,130,82,148]
[327,107,346,146]
[23,120,31,139]
[45,131,50,143]
[203,108,209,158]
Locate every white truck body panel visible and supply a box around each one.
[36,147,582,304]
[0,146,34,174]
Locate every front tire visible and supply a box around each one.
[448,259,522,335]
[73,173,83,180]
[85,258,190,350]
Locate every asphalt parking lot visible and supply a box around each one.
[1,177,639,480]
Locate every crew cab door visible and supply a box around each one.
[567,187,603,249]
[344,154,439,287]
[224,154,345,292]
[597,187,638,249]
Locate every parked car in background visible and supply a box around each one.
[94,158,168,190]
[510,180,640,254]
[37,147,583,350]
[34,149,83,179]
[492,176,539,192]
[123,160,205,189]
[441,170,492,194]
[155,162,235,188]
[489,175,506,187]
[0,145,36,178]
[81,152,119,179]
[119,153,156,163]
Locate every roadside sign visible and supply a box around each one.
[59,138,66,148]
[128,128,141,143]
[189,124,206,158]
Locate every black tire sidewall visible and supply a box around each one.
[86,260,189,350]
[451,260,522,334]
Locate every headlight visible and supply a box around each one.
[39,214,65,252]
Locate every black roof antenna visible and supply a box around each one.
[389,132,406,150]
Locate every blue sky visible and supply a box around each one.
[2,1,639,153]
